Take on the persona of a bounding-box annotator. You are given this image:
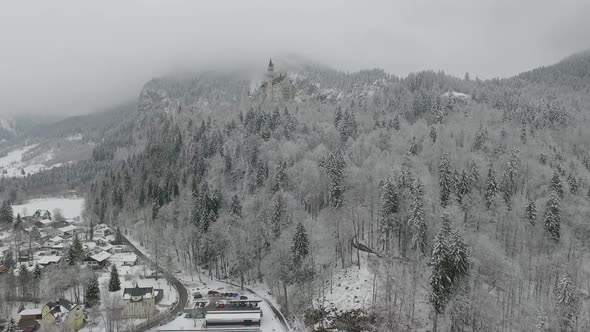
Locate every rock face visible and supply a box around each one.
[138,79,174,114]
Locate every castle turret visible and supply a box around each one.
[267,58,274,75]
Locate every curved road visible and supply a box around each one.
[121,235,189,332]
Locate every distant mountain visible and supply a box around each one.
[517,49,590,89]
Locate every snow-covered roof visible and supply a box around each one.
[39,219,54,225]
[89,250,111,262]
[49,236,64,243]
[94,224,111,231]
[19,308,43,316]
[108,252,138,263]
[98,243,113,251]
[38,255,62,265]
[58,225,77,233]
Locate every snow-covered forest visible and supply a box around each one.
[2,52,590,331]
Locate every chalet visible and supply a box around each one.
[93,224,112,238]
[41,299,86,331]
[57,225,78,238]
[122,284,162,318]
[32,209,52,221]
[82,251,111,269]
[34,218,55,228]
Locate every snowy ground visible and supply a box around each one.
[12,197,85,220]
[0,144,59,178]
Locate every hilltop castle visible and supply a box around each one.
[260,58,295,102]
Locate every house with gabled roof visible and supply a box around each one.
[122,284,163,318]
[41,298,86,330]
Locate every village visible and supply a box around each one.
[0,198,181,332]
[0,198,283,332]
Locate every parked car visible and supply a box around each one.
[240,295,248,300]
[193,292,203,299]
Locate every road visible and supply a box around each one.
[121,235,189,332]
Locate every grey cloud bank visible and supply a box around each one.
[1,0,589,115]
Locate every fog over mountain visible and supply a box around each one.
[1,0,589,116]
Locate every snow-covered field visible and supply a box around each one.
[0,144,58,178]
[13,197,85,220]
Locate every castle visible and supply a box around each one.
[260,58,295,102]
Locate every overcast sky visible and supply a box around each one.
[1,0,589,116]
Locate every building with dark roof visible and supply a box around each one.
[122,284,163,318]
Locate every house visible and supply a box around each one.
[34,218,55,228]
[57,225,78,238]
[93,224,112,238]
[82,250,111,269]
[108,252,138,266]
[37,255,62,266]
[41,299,86,331]
[32,209,52,221]
[122,284,162,318]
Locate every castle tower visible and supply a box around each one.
[266,58,274,100]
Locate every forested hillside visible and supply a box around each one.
[4,54,590,331]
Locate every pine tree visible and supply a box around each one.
[472,124,488,150]
[115,227,123,245]
[85,276,100,307]
[272,161,287,192]
[229,194,242,218]
[525,199,537,226]
[33,263,42,280]
[108,265,121,292]
[319,150,346,209]
[485,163,498,210]
[380,179,398,226]
[550,170,564,198]
[334,106,343,128]
[555,274,577,330]
[430,126,437,143]
[67,234,84,265]
[408,136,418,156]
[18,263,30,298]
[544,193,561,240]
[271,195,284,238]
[410,178,427,257]
[392,114,400,131]
[438,154,452,207]
[291,222,309,266]
[429,213,469,316]
[520,125,527,144]
[456,169,472,203]
[583,151,590,171]
[468,160,480,192]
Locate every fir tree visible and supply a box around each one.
[550,170,564,198]
[85,276,100,307]
[485,163,498,210]
[272,161,287,192]
[291,222,309,266]
[468,160,480,192]
[319,150,346,209]
[520,125,527,144]
[438,154,452,207]
[544,193,561,240]
[392,114,400,131]
[430,126,437,143]
[18,264,30,298]
[33,263,42,280]
[409,178,427,257]
[271,195,284,238]
[408,136,418,156]
[229,194,242,218]
[334,106,343,128]
[583,151,590,171]
[555,274,577,330]
[380,179,398,233]
[472,124,488,150]
[525,199,537,226]
[114,227,123,245]
[108,265,121,292]
[456,169,472,203]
